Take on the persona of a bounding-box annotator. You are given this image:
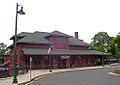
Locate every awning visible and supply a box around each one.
[22,48,110,56]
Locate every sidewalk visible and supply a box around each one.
[0,63,118,85]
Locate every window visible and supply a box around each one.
[45,59,49,65]
[25,60,30,66]
[86,56,88,63]
[45,56,49,65]
[56,37,66,43]
[38,60,41,65]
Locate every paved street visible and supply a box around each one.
[28,65,120,85]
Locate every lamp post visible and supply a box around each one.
[49,50,52,72]
[13,3,25,83]
[102,54,105,68]
[48,43,53,72]
[30,57,32,79]
[102,50,105,68]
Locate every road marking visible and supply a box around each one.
[25,80,34,85]
[25,76,45,85]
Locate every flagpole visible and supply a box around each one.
[50,51,52,72]
[48,44,53,72]
[102,49,105,68]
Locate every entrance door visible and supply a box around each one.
[57,58,61,69]
[34,56,41,69]
[57,58,66,68]
[25,60,29,68]
[62,59,66,68]
[79,59,82,67]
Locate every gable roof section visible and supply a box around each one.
[69,37,90,46]
[10,32,32,40]
[17,31,50,44]
[45,30,72,38]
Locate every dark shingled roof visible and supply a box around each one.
[69,37,90,46]
[22,48,109,56]
[10,32,32,40]
[14,30,90,46]
[50,31,71,37]
[17,31,50,44]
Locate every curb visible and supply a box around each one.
[18,66,104,85]
[6,63,119,85]
[108,72,120,76]
[18,73,52,85]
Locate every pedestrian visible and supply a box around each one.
[94,61,97,66]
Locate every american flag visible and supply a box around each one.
[48,46,52,54]
[105,48,107,53]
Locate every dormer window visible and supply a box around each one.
[56,37,66,43]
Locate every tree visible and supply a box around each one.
[0,43,9,57]
[116,32,120,51]
[115,32,120,57]
[90,32,110,52]
[90,31,120,58]
[108,37,116,56]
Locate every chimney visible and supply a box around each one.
[75,32,78,38]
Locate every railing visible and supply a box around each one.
[0,68,10,78]
[0,66,28,78]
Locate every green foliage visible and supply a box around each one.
[91,32,110,46]
[108,37,116,56]
[116,32,120,52]
[90,32,110,51]
[0,43,9,57]
[115,33,120,58]
[90,32,120,58]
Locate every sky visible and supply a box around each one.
[0,0,120,46]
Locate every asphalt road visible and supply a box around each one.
[28,65,120,85]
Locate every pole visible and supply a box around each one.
[102,51,105,68]
[13,3,18,83]
[50,52,52,72]
[109,55,111,65]
[102,56,104,68]
[30,57,32,79]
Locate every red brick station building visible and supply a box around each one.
[9,31,109,75]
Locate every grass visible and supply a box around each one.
[113,70,120,74]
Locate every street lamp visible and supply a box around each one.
[50,43,53,72]
[48,43,53,72]
[13,3,25,83]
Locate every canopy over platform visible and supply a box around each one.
[22,48,110,56]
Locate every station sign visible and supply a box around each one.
[60,56,70,59]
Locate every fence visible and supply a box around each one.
[0,66,28,78]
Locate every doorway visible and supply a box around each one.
[62,59,66,68]
[34,56,42,69]
[57,58,61,69]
